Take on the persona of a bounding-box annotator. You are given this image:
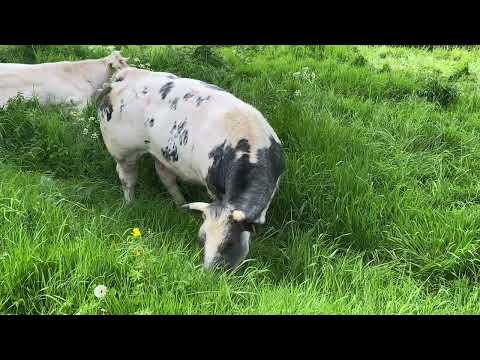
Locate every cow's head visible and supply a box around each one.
[183,202,254,271]
[105,50,129,73]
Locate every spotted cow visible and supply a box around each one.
[0,51,128,109]
[97,67,285,270]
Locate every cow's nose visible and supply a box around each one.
[204,257,229,271]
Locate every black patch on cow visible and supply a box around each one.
[104,104,113,121]
[196,95,211,107]
[161,144,178,162]
[161,118,190,163]
[220,221,249,266]
[96,85,113,122]
[206,137,284,223]
[235,139,250,153]
[183,93,194,101]
[169,97,179,110]
[144,140,151,144]
[169,118,189,146]
[180,129,189,145]
[119,99,126,112]
[148,118,155,127]
[142,87,148,95]
[159,81,174,99]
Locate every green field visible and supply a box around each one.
[2,45,480,314]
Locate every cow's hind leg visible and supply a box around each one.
[154,160,186,206]
[116,157,139,203]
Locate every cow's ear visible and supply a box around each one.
[230,210,246,222]
[182,202,210,213]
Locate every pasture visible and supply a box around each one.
[1,45,480,314]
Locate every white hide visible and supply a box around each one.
[0,51,128,109]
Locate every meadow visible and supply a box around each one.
[1,45,480,314]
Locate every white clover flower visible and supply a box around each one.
[94,285,108,299]
[294,90,301,97]
[91,132,99,139]
[88,116,95,122]
[83,128,89,135]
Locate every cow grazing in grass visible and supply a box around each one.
[0,51,128,109]
[97,67,285,270]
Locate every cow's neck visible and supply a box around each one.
[70,59,111,90]
[208,137,284,224]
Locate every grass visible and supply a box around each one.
[2,45,480,314]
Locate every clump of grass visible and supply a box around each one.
[449,63,470,81]
[417,76,459,108]
[351,54,367,67]
[0,45,37,64]
[0,96,112,181]
[191,45,225,67]
[379,63,391,73]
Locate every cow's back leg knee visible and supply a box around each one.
[154,160,186,206]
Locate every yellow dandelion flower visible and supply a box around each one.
[132,227,141,237]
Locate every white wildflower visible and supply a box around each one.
[91,132,98,139]
[94,285,108,299]
[83,128,89,135]
[294,90,301,97]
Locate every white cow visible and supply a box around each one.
[0,51,128,109]
[97,67,285,270]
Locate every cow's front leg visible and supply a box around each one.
[154,160,186,206]
[116,158,139,203]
